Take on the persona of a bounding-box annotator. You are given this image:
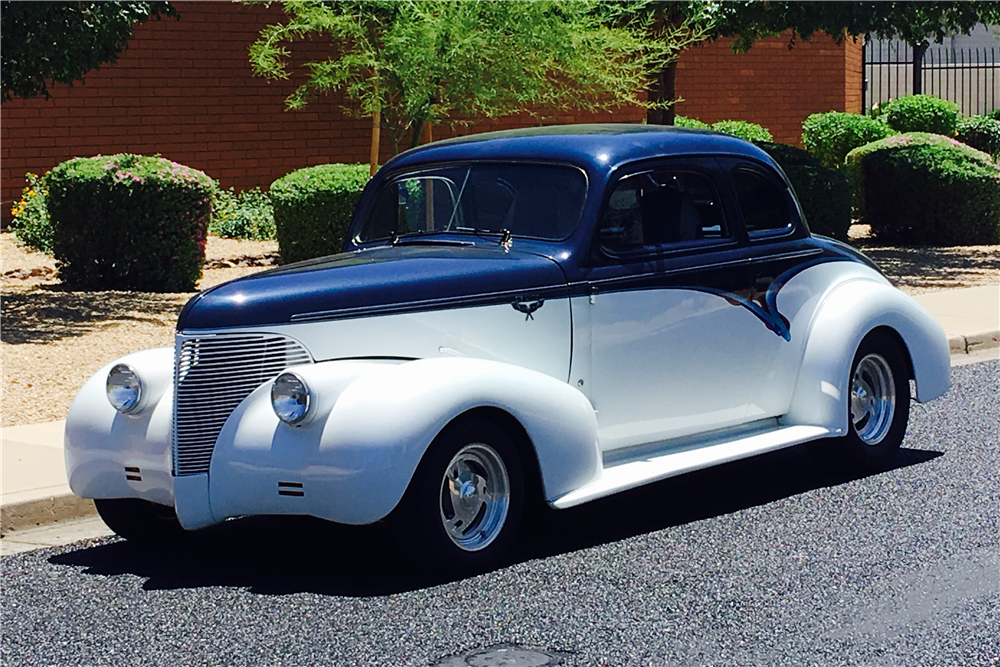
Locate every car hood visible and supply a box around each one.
[177,244,569,330]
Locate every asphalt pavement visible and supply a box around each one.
[1,357,997,666]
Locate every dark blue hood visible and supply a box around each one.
[178,244,569,330]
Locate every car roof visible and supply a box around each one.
[383,123,775,175]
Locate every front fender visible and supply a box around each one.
[209,357,600,525]
[64,347,175,507]
[782,279,949,434]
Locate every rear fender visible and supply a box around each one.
[783,279,949,434]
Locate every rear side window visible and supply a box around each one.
[733,168,794,237]
[597,170,729,252]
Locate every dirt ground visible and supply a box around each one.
[1,230,998,427]
[1,234,278,426]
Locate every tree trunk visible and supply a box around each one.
[369,110,381,177]
[409,119,425,150]
[646,61,678,125]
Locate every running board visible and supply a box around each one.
[551,424,832,509]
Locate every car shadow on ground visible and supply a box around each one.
[49,445,941,597]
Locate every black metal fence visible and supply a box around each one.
[863,36,999,116]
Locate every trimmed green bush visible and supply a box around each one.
[957,115,1000,158]
[47,154,215,291]
[881,94,960,136]
[271,163,370,264]
[9,172,54,253]
[754,141,852,241]
[801,111,895,169]
[710,119,772,142]
[989,109,1000,122]
[846,132,1000,245]
[674,115,710,130]
[211,187,276,240]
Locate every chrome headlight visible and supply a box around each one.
[106,364,143,414]
[271,372,311,425]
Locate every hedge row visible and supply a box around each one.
[10,159,372,291]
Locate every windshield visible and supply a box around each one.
[357,163,587,244]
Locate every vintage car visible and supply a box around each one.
[65,125,950,569]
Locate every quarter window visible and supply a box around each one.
[733,168,793,236]
[597,170,728,251]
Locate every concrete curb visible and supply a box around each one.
[1,494,97,536]
[948,330,1000,354]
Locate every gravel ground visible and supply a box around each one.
[1,360,997,667]
[1,230,998,427]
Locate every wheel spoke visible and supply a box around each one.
[438,441,511,552]
[851,353,896,445]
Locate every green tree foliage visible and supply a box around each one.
[1,1,176,102]
[707,1,1000,52]
[249,0,704,153]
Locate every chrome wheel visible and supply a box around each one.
[440,443,510,552]
[850,353,896,446]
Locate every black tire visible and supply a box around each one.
[392,416,525,573]
[841,330,911,468]
[94,498,185,544]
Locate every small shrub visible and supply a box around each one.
[270,163,370,264]
[881,94,960,136]
[211,187,276,240]
[956,115,1000,158]
[9,172,54,253]
[673,115,710,130]
[754,142,851,241]
[801,111,895,169]
[47,154,216,291]
[846,132,1000,245]
[710,119,772,142]
[989,109,1000,122]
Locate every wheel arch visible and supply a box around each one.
[446,406,546,510]
[783,279,949,434]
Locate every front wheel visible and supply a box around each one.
[841,331,911,468]
[392,417,524,573]
[94,498,185,544]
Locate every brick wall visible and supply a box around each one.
[674,31,864,145]
[1,2,374,225]
[1,3,860,226]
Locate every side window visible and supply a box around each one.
[733,168,793,236]
[598,170,728,252]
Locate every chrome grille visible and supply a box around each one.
[173,333,312,476]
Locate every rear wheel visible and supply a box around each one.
[842,331,911,468]
[94,498,185,544]
[393,416,524,573]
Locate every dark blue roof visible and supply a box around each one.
[384,124,774,175]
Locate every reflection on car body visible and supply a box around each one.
[65,124,950,570]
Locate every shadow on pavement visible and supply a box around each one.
[49,445,942,597]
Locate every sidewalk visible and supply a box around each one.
[1,284,998,537]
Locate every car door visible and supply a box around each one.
[576,158,790,452]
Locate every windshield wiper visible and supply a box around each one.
[452,227,514,249]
